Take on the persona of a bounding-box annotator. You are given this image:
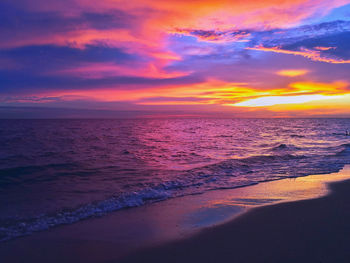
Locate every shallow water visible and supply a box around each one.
[0,118,350,241]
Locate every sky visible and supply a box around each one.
[1,0,350,118]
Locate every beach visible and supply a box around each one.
[2,166,350,262]
[121,179,350,263]
[120,171,350,263]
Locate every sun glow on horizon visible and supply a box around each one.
[231,95,344,107]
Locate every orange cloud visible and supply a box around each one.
[277,69,309,77]
[289,81,349,95]
[314,46,336,51]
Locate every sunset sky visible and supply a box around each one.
[1,0,350,117]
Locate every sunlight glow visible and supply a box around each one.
[232,95,342,107]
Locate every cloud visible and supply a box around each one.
[0,69,204,95]
[277,69,309,77]
[0,2,141,48]
[314,46,336,51]
[230,80,350,107]
[0,43,190,88]
[246,45,350,64]
[173,29,251,42]
[136,96,212,105]
[171,20,350,66]
[289,81,350,95]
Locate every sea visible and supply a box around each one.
[1,118,350,241]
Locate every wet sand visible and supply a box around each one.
[2,167,350,263]
[121,171,350,263]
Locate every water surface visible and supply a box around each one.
[1,118,350,241]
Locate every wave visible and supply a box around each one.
[335,143,350,156]
[1,144,350,242]
[270,143,301,152]
[290,134,305,138]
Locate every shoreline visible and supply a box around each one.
[1,166,350,262]
[120,176,350,263]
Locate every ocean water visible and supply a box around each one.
[1,118,350,241]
